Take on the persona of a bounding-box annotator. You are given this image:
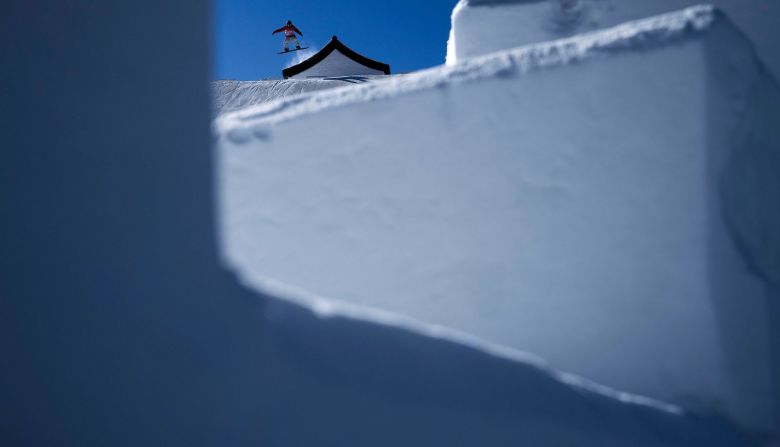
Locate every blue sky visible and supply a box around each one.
[213,0,458,80]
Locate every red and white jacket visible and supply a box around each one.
[272,24,303,38]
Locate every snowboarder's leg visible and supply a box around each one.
[283,37,290,52]
[293,36,301,50]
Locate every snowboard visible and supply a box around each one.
[277,47,309,55]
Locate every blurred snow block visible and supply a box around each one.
[217,6,780,436]
[447,0,780,78]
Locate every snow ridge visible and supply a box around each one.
[257,275,684,415]
[215,5,717,138]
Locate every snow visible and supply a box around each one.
[286,47,318,66]
[215,5,780,436]
[209,44,392,116]
[211,78,371,116]
[288,48,387,79]
[720,72,780,288]
[448,0,780,79]
[3,0,776,445]
[249,284,760,447]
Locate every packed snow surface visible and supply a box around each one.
[211,78,375,116]
[215,5,780,435]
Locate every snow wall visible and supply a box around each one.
[2,1,760,446]
[447,0,780,79]
[216,6,780,436]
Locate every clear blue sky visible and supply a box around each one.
[214,0,458,80]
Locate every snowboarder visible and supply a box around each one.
[273,20,303,52]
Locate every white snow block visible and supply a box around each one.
[447,0,780,78]
[216,6,780,435]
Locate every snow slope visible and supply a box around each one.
[215,5,780,436]
[211,77,375,116]
[448,0,780,79]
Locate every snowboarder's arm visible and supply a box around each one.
[272,26,286,35]
[293,25,303,36]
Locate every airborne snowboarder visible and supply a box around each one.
[273,20,304,53]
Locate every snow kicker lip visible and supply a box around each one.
[282,36,391,79]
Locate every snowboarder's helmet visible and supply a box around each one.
[287,20,292,25]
